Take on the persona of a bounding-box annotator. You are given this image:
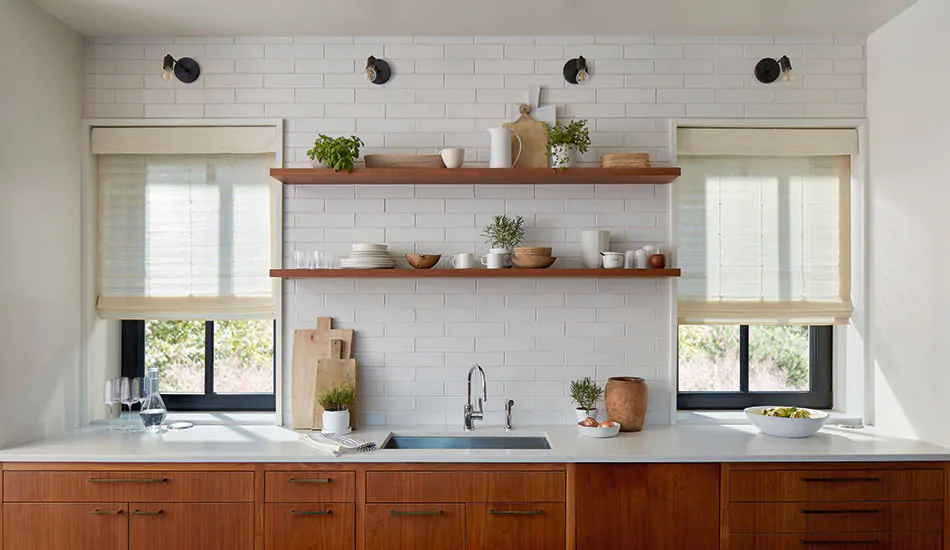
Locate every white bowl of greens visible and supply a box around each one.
[745,406,829,438]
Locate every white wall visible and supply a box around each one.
[0,0,84,447]
[85,34,867,427]
[867,0,950,446]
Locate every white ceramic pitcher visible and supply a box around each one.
[488,127,523,168]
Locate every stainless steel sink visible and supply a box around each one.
[382,436,551,450]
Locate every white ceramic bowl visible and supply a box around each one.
[745,406,829,438]
[352,243,388,252]
[578,421,621,439]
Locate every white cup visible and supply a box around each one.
[602,252,625,269]
[481,252,505,269]
[439,148,465,169]
[452,253,474,269]
[624,250,636,269]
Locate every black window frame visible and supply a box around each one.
[121,320,277,412]
[677,325,833,410]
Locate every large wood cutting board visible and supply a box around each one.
[312,340,358,430]
[290,317,355,430]
[504,104,548,169]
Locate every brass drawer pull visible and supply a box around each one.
[131,509,164,516]
[390,509,443,517]
[288,478,331,483]
[290,509,332,516]
[800,477,881,483]
[489,509,544,516]
[87,478,167,484]
[799,539,879,546]
[90,509,123,515]
[800,509,880,515]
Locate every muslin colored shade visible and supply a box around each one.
[94,126,278,320]
[676,128,855,326]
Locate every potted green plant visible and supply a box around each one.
[307,134,364,173]
[481,214,525,268]
[318,383,357,435]
[545,119,591,169]
[570,376,604,423]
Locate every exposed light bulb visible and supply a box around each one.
[162,69,173,82]
[365,66,377,82]
[783,69,795,83]
[576,67,590,84]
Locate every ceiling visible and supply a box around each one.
[33,0,918,37]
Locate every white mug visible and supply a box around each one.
[439,148,465,169]
[602,252,624,269]
[452,253,474,269]
[481,252,505,269]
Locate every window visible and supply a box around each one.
[675,127,855,410]
[677,325,832,409]
[121,319,275,411]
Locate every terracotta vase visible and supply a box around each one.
[605,377,648,432]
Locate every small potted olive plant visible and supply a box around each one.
[545,119,591,169]
[481,214,525,269]
[318,384,357,435]
[307,134,364,173]
[570,376,604,423]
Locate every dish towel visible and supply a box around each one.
[300,433,376,457]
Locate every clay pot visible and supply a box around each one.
[648,254,666,269]
[605,377,648,432]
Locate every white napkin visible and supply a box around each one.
[299,434,344,455]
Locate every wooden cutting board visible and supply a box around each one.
[290,317,356,430]
[312,339,358,430]
[504,104,548,169]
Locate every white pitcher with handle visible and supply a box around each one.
[488,127,523,168]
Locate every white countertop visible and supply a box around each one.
[1,424,948,463]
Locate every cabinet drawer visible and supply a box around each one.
[729,533,943,550]
[264,504,355,550]
[3,471,254,503]
[466,503,565,550]
[461,471,565,503]
[729,469,944,502]
[729,502,945,534]
[365,504,464,550]
[2,503,128,550]
[264,472,355,503]
[129,503,253,550]
[366,472,459,503]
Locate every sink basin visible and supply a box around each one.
[383,436,551,450]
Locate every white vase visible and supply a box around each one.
[575,408,598,423]
[310,158,328,169]
[491,247,513,268]
[580,230,610,269]
[322,410,351,435]
[550,144,575,169]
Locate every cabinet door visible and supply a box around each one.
[575,463,720,550]
[264,503,355,550]
[364,504,464,550]
[2,503,128,550]
[129,503,253,550]
[467,503,565,550]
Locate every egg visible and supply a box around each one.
[599,420,615,429]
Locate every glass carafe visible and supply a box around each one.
[139,366,167,432]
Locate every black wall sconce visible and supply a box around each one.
[754,55,794,84]
[162,54,201,83]
[365,56,391,85]
[563,56,590,85]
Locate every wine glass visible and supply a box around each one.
[119,377,134,432]
[112,377,124,429]
[130,378,144,432]
[103,380,115,431]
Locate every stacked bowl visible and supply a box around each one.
[340,243,396,269]
[511,247,556,269]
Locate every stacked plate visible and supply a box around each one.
[340,243,395,269]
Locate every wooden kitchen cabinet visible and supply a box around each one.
[264,503,356,550]
[364,504,465,550]
[128,503,253,550]
[2,502,128,550]
[466,503,565,550]
[575,463,721,550]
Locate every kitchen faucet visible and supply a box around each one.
[464,364,487,431]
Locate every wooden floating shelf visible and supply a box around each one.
[271,268,681,279]
[270,167,680,185]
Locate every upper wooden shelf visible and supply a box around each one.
[269,167,681,185]
[271,268,680,279]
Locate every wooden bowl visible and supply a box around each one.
[511,256,557,269]
[513,247,553,257]
[405,254,441,269]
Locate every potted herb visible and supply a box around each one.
[570,376,604,423]
[545,119,591,169]
[318,383,357,435]
[481,214,525,268]
[307,134,364,173]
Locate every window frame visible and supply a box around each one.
[676,325,833,410]
[121,319,277,412]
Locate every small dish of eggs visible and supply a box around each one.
[577,417,621,438]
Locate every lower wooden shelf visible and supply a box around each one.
[271,268,680,278]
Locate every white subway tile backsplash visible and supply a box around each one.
[87,34,864,428]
